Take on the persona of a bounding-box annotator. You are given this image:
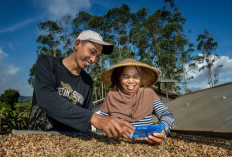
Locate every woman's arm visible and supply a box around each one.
[99,110,110,116]
[153,99,174,136]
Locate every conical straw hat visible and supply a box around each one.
[101,58,159,87]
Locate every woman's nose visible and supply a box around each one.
[128,78,134,83]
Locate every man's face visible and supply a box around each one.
[74,40,103,69]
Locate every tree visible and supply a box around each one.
[175,32,195,93]
[28,16,75,87]
[72,11,92,37]
[213,64,223,86]
[140,0,189,92]
[196,30,221,87]
[29,1,201,100]
[0,89,23,131]
[130,8,149,62]
[59,14,74,57]
[143,9,169,67]
[0,89,20,110]
[105,4,133,63]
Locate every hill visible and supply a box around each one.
[18,96,32,103]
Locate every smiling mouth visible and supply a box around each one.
[127,85,135,90]
[85,59,90,66]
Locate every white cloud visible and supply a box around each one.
[0,48,8,60]
[184,54,232,92]
[7,65,20,75]
[93,0,109,8]
[0,19,37,34]
[35,0,91,19]
[0,48,33,96]
[0,48,19,76]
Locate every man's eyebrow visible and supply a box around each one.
[91,48,97,53]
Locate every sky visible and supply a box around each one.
[0,0,232,96]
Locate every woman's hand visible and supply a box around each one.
[144,129,166,144]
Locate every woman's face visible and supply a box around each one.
[119,66,141,94]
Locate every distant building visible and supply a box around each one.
[151,85,179,104]
[165,82,232,132]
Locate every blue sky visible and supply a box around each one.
[0,0,232,96]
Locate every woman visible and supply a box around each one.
[100,58,174,144]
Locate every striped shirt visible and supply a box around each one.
[99,99,174,136]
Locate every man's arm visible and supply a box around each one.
[34,55,94,132]
[34,55,134,137]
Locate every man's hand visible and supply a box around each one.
[114,118,135,138]
[90,113,134,138]
[144,129,166,144]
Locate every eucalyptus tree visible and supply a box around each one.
[143,9,169,68]
[130,8,150,62]
[28,1,197,98]
[160,0,186,81]
[213,64,223,86]
[59,14,74,57]
[36,20,63,56]
[175,33,195,93]
[72,11,92,37]
[104,4,133,64]
[141,0,188,92]
[196,30,221,87]
[28,20,63,87]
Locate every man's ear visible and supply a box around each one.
[74,39,81,49]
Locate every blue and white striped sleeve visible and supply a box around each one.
[99,110,110,116]
[153,99,174,136]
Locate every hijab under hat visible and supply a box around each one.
[101,64,159,122]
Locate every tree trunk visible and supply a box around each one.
[118,42,121,60]
[94,87,97,102]
[182,61,188,93]
[101,82,104,99]
[154,34,161,75]
[100,56,104,99]
[126,24,131,57]
[208,66,214,87]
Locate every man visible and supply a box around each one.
[28,30,134,138]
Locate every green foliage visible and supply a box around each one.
[28,16,74,87]
[28,64,35,87]
[0,89,20,110]
[0,102,31,131]
[0,89,31,131]
[29,1,222,98]
[196,30,222,87]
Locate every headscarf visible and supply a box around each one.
[100,66,159,122]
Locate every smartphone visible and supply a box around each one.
[127,124,165,138]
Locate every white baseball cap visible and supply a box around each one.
[76,30,114,54]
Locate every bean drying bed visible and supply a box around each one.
[0,130,231,156]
